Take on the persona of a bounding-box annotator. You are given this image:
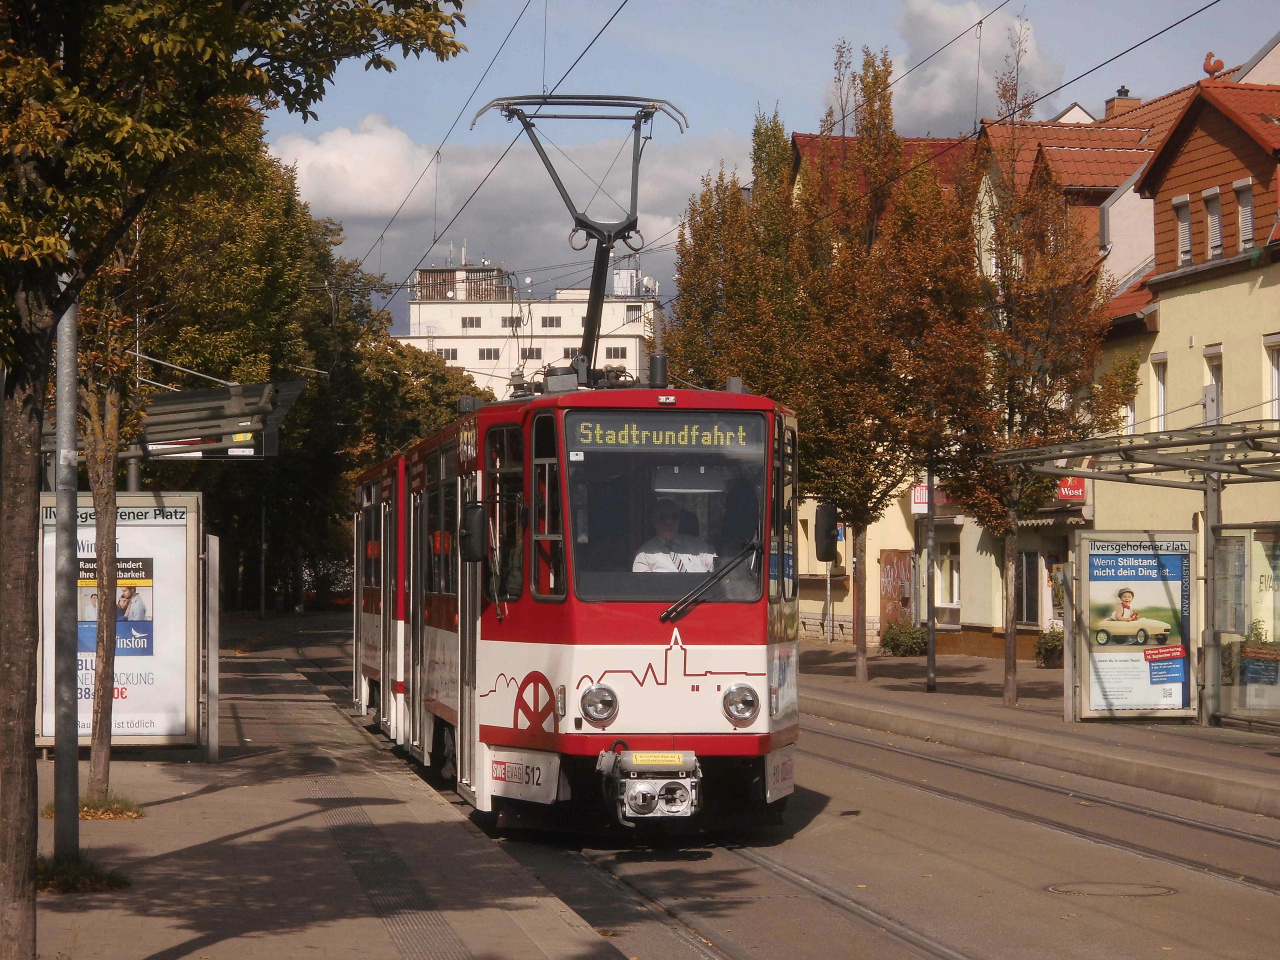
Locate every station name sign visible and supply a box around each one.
[43,506,188,526]
[567,412,766,454]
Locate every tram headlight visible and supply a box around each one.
[580,683,618,725]
[722,683,760,726]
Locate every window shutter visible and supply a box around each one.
[1176,204,1192,265]
[1206,197,1222,258]
[1238,189,1254,250]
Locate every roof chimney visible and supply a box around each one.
[1104,86,1141,120]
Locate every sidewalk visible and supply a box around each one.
[799,640,1280,818]
[37,614,619,960]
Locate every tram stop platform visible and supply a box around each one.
[799,640,1280,819]
[36,612,619,960]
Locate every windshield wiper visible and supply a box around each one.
[659,540,761,623]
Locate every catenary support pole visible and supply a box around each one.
[259,498,266,621]
[126,452,140,491]
[926,466,937,693]
[1201,473,1222,725]
[54,298,80,860]
[205,535,220,762]
[825,560,833,644]
[1063,559,1076,723]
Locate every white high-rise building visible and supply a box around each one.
[397,261,660,398]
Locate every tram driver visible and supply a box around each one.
[633,498,717,573]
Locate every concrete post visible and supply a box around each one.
[205,535,220,762]
[926,467,937,693]
[1201,475,1222,724]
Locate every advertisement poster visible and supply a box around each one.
[40,501,191,739]
[1083,534,1194,716]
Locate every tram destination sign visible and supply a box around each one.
[567,412,765,454]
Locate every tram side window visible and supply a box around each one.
[424,451,440,594]
[484,426,524,601]
[442,443,459,595]
[531,414,566,599]
[362,501,380,588]
[783,426,798,601]
[769,425,782,601]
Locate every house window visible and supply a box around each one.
[461,316,481,329]
[520,347,542,360]
[625,304,642,324]
[501,315,523,328]
[1266,335,1280,420]
[1174,198,1192,266]
[1013,550,1040,625]
[1205,348,1223,424]
[1203,189,1222,259]
[437,348,457,361]
[1125,398,1136,435]
[563,347,576,359]
[1152,358,1167,431]
[541,315,561,328]
[479,348,501,361]
[1237,180,1255,251]
[605,346,627,360]
[936,540,960,607]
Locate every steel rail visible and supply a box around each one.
[796,740,1280,896]
[724,845,980,960]
[578,850,750,960]
[799,721,1280,850]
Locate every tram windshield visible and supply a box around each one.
[565,411,768,602]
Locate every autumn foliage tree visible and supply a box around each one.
[0,4,466,956]
[936,42,1138,706]
[667,47,978,678]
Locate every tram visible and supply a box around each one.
[353,94,797,826]
[352,363,799,826]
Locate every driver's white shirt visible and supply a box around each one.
[632,534,716,573]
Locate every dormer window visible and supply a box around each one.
[1173,195,1192,266]
[1202,187,1222,259]
[1235,178,1254,251]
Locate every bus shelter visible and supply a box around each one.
[994,421,1280,728]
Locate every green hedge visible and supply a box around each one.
[880,623,928,657]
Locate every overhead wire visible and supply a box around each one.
[388,0,634,311]
[355,0,535,269]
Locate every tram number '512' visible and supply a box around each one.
[492,760,541,786]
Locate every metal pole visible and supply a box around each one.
[259,498,266,621]
[825,560,833,644]
[1202,474,1222,725]
[54,298,79,860]
[1062,558,1076,723]
[926,467,937,693]
[205,535,220,762]
[125,451,140,491]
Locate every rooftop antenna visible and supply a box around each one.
[473,94,687,384]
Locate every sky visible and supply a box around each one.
[266,0,1280,331]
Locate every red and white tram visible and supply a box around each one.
[353,374,799,826]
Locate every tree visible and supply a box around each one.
[936,36,1138,707]
[667,47,960,680]
[0,5,465,955]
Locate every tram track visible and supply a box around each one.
[798,719,1280,851]
[797,727,1280,896]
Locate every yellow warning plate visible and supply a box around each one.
[630,752,685,766]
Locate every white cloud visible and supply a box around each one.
[272,117,748,328]
[891,0,1064,136]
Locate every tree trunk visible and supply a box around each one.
[853,525,868,683]
[86,386,121,799]
[0,378,49,960]
[1003,520,1019,707]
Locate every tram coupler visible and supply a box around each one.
[596,749,701,826]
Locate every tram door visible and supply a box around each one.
[407,486,425,757]
[457,470,481,803]
[379,493,396,737]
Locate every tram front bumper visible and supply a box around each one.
[596,749,701,825]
